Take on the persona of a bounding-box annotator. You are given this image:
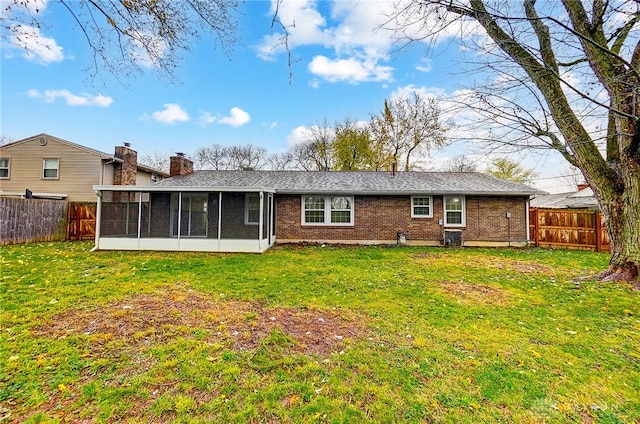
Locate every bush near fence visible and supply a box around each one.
[0,198,68,245]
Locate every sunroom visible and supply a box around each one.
[92,185,276,253]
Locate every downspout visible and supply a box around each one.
[90,190,102,252]
[526,198,531,245]
[258,192,264,252]
[177,192,182,250]
[217,192,222,250]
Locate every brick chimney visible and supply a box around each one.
[113,142,137,185]
[170,152,194,177]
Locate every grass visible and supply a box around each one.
[1,242,638,423]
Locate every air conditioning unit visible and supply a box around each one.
[444,230,463,247]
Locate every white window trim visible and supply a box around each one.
[411,195,433,218]
[245,193,260,226]
[301,195,354,226]
[443,195,466,227]
[42,158,59,180]
[0,158,10,179]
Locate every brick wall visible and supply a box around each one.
[464,196,528,242]
[275,194,528,244]
[113,144,137,186]
[169,154,194,177]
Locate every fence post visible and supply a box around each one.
[532,208,539,247]
[595,211,603,252]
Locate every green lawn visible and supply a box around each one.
[1,242,638,423]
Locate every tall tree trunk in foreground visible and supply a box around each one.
[404,0,640,284]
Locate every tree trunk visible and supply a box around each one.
[596,185,640,288]
[461,0,640,284]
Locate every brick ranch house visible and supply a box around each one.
[92,154,542,253]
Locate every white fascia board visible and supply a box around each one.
[276,189,541,196]
[93,184,276,193]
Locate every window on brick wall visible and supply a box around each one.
[444,195,465,227]
[411,196,433,217]
[302,195,354,225]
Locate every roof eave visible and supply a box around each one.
[93,185,276,193]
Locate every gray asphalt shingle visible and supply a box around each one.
[154,170,541,196]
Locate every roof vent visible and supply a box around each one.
[38,137,47,146]
[176,152,185,157]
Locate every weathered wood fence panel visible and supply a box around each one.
[529,208,610,252]
[0,198,68,245]
[67,202,97,241]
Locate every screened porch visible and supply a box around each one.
[92,186,275,253]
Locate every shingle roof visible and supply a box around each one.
[154,170,542,196]
[531,187,599,209]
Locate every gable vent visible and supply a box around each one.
[38,137,48,146]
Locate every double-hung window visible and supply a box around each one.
[444,195,465,227]
[245,194,260,225]
[0,158,9,179]
[302,195,354,225]
[411,196,433,217]
[42,158,59,179]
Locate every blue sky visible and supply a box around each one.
[1,0,576,192]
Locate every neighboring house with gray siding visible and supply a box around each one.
[530,184,599,210]
[0,134,168,202]
[92,155,542,253]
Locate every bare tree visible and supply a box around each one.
[225,144,267,170]
[389,1,640,283]
[266,151,293,171]
[442,155,479,172]
[193,144,228,170]
[369,92,449,171]
[138,151,170,174]
[1,0,239,83]
[289,120,335,171]
[0,135,15,146]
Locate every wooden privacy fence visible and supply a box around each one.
[0,199,97,245]
[67,202,97,241]
[0,197,68,245]
[529,208,610,252]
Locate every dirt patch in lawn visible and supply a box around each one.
[437,280,508,305]
[481,257,554,274]
[35,284,366,358]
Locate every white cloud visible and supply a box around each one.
[150,103,190,124]
[258,0,397,84]
[27,89,113,107]
[262,121,278,130]
[129,31,168,68]
[256,0,479,84]
[10,25,64,64]
[308,55,393,84]
[391,84,447,101]
[199,111,217,125]
[198,107,251,127]
[416,58,432,73]
[286,125,312,146]
[219,107,251,127]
